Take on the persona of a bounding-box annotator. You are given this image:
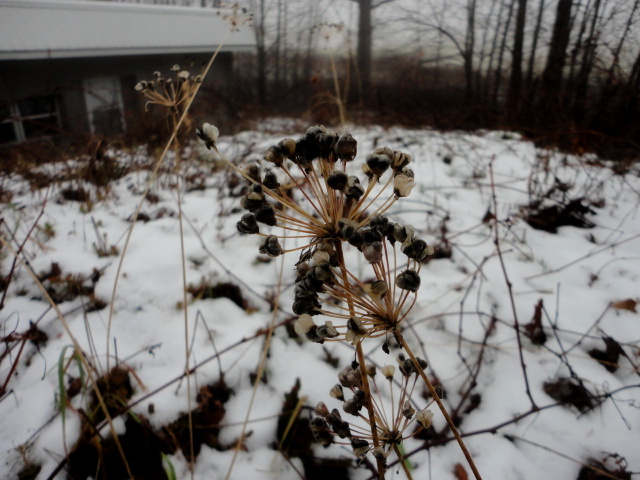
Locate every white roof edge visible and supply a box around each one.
[0,45,255,61]
[0,0,224,16]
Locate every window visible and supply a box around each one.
[84,77,125,136]
[0,94,61,144]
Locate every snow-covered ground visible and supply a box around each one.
[1,123,639,480]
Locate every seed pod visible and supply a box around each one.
[244,162,261,183]
[381,365,395,380]
[313,429,334,445]
[327,408,343,426]
[310,416,328,431]
[255,204,277,226]
[393,224,416,244]
[240,194,264,212]
[402,400,415,419]
[315,402,330,417]
[301,275,323,293]
[327,170,349,190]
[344,176,364,199]
[368,280,388,301]
[347,317,367,336]
[305,326,323,343]
[335,421,352,439]
[415,409,434,429]
[351,438,370,457]
[335,133,357,161]
[330,384,344,401]
[342,398,362,416]
[264,146,284,167]
[392,150,412,170]
[236,213,259,234]
[361,227,382,244]
[317,321,338,339]
[312,250,330,265]
[338,218,358,240]
[400,358,414,376]
[363,241,383,263]
[311,263,333,282]
[366,153,391,177]
[394,172,415,197]
[395,269,421,292]
[366,364,376,377]
[258,235,282,257]
[402,238,432,262]
[263,170,280,190]
[292,296,318,315]
[369,216,389,233]
[278,138,296,158]
[294,314,316,335]
[352,389,365,407]
[338,364,362,388]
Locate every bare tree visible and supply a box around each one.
[507,0,528,119]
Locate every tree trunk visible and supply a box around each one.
[539,0,573,118]
[463,0,476,103]
[525,0,545,88]
[572,0,601,121]
[357,0,373,96]
[491,0,514,108]
[507,0,527,120]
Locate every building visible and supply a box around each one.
[0,0,254,144]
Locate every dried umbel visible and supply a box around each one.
[135,66,203,119]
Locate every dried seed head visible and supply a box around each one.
[401,238,433,262]
[292,296,318,315]
[258,235,282,257]
[263,170,280,190]
[338,364,362,388]
[330,384,344,401]
[339,218,358,240]
[344,176,364,199]
[236,213,259,234]
[392,150,412,170]
[196,123,219,150]
[254,204,277,226]
[327,170,349,190]
[244,163,261,183]
[317,321,339,339]
[362,241,383,263]
[347,317,367,336]
[351,438,370,457]
[395,269,421,292]
[315,402,330,417]
[134,81,147,92]
[373,446,389,461]
[343,398,362,416]
[393,224,416,244]
[400,358,414,376]
[312,250,330,265]
[381,365,395,380]
[171,64,181,72]
[394,172,415,197]
[311,263,333,282]
[278,138,296,157]
[366,364,376,377]
[264,146,284,167]
[367,280,388,302]
[366,153,391,177]
[352,389,365,407]
[335,421,352,438]
[415,409,434,429]
[294,314,316,335]
[313,429,334,446]
[335,133,357,161]
[402,400,415,419]
[178,70,189,80]
[327,408,343,426]
[310,416,328,431]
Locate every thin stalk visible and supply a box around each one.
[392,444,413,480]
[395,331,482,480]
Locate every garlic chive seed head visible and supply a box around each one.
[327,170,349,190]
[330,384,344,401]
[381,365,395,380]
[315,402,330,417]
[258,235,282,257]
[366,153,391,177]
[196,123,219,150]
[394,172,415,197]
[402,400,415,419]
[294,314,315,335]
[395,269,421,291]
[416,409,434,429]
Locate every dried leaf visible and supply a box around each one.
[453,463,469,480]
[611,299,637,313]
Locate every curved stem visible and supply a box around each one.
[394,330,483,480]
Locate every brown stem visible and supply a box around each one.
[335,242,385,480]
[395,330,483,480]
[392,444,413,480]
